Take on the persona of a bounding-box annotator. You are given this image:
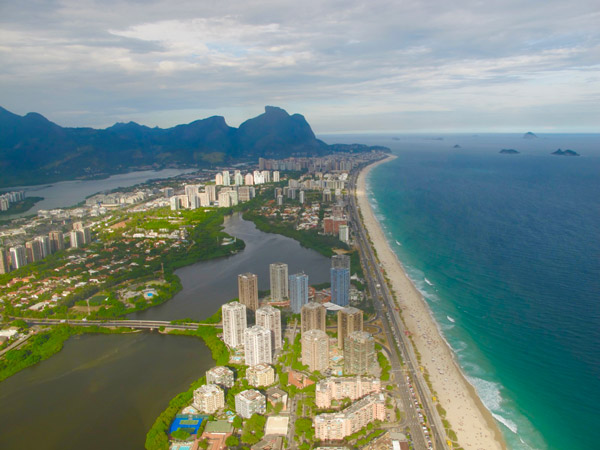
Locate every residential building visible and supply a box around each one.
[339,224,349,244]
[235,389,266,419]
[269,262,288,302]
[218,191,231,207]
[338,306,363,349]
[0,248,11,274]
[48,231,64,252]
[198,192,210,207]
[222,301,247,349]
[324,217,347,235]
[246,363,275,387]
[302,329,329,372]
[314,393,386,440]
[244,325,272,366]
[193,384,225,414]
[266,387,288,411]
[9,245,27,269]
[331,266,350,307]
[301,302,326,333]
[273,171,280,182]
[222,171,231,186]
[35,236,51,258]
[238,273,259,311]
[215,173,223,186]
[315,376,381,408]
[70,230,84,248]
[289,272,309,313]
[244,173,254,185]
[25,240,43,263]
[344,331,375,375]
[332,254,351,270]
[256,305,282,351]
[206,366,235,389]
[205,184,217,203]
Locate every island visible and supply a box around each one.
[453,144,461,149]
[552,149,580,156]
[500,149,520,154]
[523,132,537,139]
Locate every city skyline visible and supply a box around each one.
[1,1,598,133]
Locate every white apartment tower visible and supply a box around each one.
[222,301,247,349]
[269,262,288,301]
[256,305,282,351]
[244,325,272,366]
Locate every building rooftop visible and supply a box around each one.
[265,416,289,436]
[204,420,233,434]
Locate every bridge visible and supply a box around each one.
[20,318,222,331]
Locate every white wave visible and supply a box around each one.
[446,315,455,323]
[424,277,433,286]
[492,412,519,435]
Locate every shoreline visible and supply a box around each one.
[356,155,507,450]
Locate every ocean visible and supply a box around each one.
[321,133,600,450]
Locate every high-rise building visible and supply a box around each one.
[299,190,305,204]
[193,384,225,414]
[338,225,349,244]
[256,305,282,351]
[222,301,247,349]
[315,376,381,408]
[205,185,217,203]
[289,273,309,314]
[35,236,51,258]
[244,173,254,185]
[0,248,11,274]
[48,231,64,253]
[238,273,259,311]
[25,240,43,263]
[332,254,351,270]
[244,325,272,366]
[234,172,244,186]
[206,366,235,389]
[70,230,84,248]
[235,389,266,419]
[198,192,210,207]
[218,191,231,207]
[269,262,288,301]
[222,171,231,186]
[330,266,350,307]
[337,307,363,349]
[343,331,375,375]
[10,245,27,269]
[302,329,329,372]
[273,171,280,182]
[301,302,326,333]
[215,173,223,186]
[81,227,92,244]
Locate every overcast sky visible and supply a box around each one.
[1,0,599,133]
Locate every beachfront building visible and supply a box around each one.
[331,255,351,307]
[193,384,225,414]
[244,325,272,366]
[289,272,309,313]
[256,305,282,351]
[338,306,363,349]
[269,262,288,301]
[302,329,329,372]
[206,366,235,389]
[301,302,326,333]
[222,301,247,349]
[315,376,381,408]
[238,273,259,311]
[235,389,266,419]
[344,331,375,375]
[246,363,275,387]
[314,393,386,440]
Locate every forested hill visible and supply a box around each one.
[0,105,388,187]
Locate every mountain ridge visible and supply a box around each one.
[0,106,388,187]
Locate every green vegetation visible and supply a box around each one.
[378,351,391,381]
[241,413,266,445]
[226,435,239,447]
[170,429,191,441]
[0,325,130,383]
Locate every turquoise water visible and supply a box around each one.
[324,133,600,450]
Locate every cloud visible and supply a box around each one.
[0,0,599,131]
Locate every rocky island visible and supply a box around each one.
[523,132,537,139]
[500,149,520,154]
[552,149,580,156]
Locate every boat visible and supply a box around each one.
[395,240,401,246]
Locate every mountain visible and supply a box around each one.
[0,106,385,187]
[500,149,520,154]
[523,132,537,139]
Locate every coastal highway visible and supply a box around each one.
[348,163,446,450]
[18,318,216,331]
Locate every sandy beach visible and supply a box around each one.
[356,156,506,450]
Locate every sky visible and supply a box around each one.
[1,0,599,133]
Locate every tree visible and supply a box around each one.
[232,415,243,429]
[171,428,191,441]
[226,435,239,447]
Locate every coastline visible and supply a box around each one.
[356,156,506,450]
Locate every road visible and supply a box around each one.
[347,162,445,450]
[18,318,215,331]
